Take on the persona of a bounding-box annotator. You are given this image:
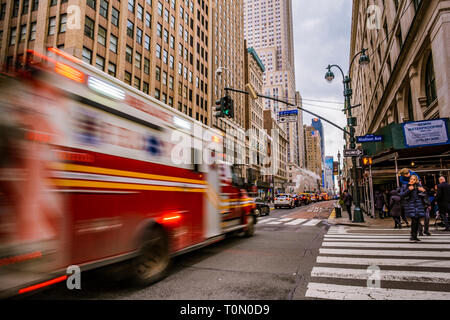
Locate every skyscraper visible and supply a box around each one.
[243,0,304,168]
[311,118,324,163]
[0,0,210,126]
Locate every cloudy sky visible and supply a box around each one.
[292,0,353,164]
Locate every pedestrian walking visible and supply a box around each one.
[389,189,402,229]
[399,175,428,242]
[436,176,450,231]
[383,189,391,217]
[398,168,419,227]
[374,190,385,219]
[418,186,431,236]
[342,190,353,221]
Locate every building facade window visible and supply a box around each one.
[59,14,67,33]
[20,25,27,42]
[125,46,133,63]
[82,47,92,64]
[84,16,94,38]
[124,72,131,85]
[96,55,105,71]
[425,54,437,106]
[127,20,134,38]
[108,62,116,76]
[87,0,96,9]
[97,26,106,45]
[109,34,118,53]
[48,17,57,35]
[29,22,36,41]
[100,0,108,17]
[144,58,150,74]
[111,7,119,26]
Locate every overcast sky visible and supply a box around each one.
[292,0,352,164]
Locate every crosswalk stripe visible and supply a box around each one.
[319,248,450,258]
[307,227,450,300]
[305,282,450,300]
[278,218,294,222]
[285,219,307,226]
[257,218,277,224]
[316,256,450,268]
[322,242,446,249]
[311,267,450,284]
[323,238,450,243]
[303,219,321,226]
[266,221,283,225]
[325,235,450,239]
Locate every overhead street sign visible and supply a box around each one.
[277,110,298,123]
[357,134,383,143]
[344,149,363,157]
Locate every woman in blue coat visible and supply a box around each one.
[399,175,429,241]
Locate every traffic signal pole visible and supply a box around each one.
[223,87,352,137]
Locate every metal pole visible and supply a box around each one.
[395,156,399,188]
[344,76,364,223]
[369,164,375,218]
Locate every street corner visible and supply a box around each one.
[286,201,337,220]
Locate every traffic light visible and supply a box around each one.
[214,97,225,118]
[362,156,373,166]
[214,95,234,118]
[222,95,234,118]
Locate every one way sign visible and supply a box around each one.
[344,149,363,157]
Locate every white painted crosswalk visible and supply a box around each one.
[257,217,322,227]
[306,226,450,300]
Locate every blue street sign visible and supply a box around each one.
[278,110,298,116]
[356,134,383,143]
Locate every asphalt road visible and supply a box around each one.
[25,201,336,300]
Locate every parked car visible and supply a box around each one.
[254,198,271,216]
[320,193,329,201]
[310,193,318,202]
[292,194,301,207]
[274,194,295,209]
[299,193,311,205]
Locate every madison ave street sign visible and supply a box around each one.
[356,134,384,143]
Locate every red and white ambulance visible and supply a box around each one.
[0,48,257,297]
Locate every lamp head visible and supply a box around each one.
[215,67,224,77]
[359,49,370,67]
[325,66,335,82]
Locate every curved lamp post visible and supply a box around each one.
[325,48,370,223]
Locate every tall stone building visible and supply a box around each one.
[243,0,304,169]
[0,0,211,127]
[349,0,450,193]
[264,109,287,193]
[350,0,449,133]
[304,125,322,189]
[244,43,268,193]
[209,0,246,179]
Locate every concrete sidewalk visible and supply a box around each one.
[327,206,409,228]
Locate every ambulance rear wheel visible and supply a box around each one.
[132,227,170,286]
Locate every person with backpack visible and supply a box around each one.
[389,189,402,229]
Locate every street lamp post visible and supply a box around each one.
[325,48,370,223]
[337,151,342,195]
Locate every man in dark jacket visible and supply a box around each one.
[389,189,402,229]
[343,190,353,221]
[374,190,385,219]
[436,176,450,231]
